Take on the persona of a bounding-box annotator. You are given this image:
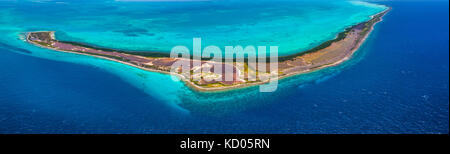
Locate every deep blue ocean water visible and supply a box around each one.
[0,0,448,134]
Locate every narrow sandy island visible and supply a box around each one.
[26,9,390,92]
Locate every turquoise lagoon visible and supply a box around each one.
[0,0,388,104]
[2,0,387,55]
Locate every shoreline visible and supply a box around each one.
[25,8,390,93]
[278,7,391,81]
[210,7,391,93]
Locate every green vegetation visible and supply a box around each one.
[26,9,388,91]
[29,9,387,68]
[32,41,51,47]
[59,41,171,58]
[278,10,387,62]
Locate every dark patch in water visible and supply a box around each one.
[113,28,152,37]
[144,33,155,36]
[0,42,32,54]
[124,33,139,37]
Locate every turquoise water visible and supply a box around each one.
[0,0,388,107]
[0,0,448,133]
[1,0,386,56]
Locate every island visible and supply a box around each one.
[25,8,390,92]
